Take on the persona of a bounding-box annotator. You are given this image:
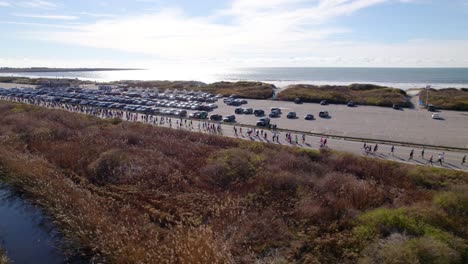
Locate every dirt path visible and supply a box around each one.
[407,89,422,110]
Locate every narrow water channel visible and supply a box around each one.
[0,183,67,264]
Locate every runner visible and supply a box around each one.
[427,155,434,166]
[409,149,414,160]
[390,145,395,156]
[463,155,466,165]
[421,148,425,159]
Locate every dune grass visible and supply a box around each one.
[0,249,8,264]
[420,88,468,111]
[0,101,466,263]
[276,83,411,107]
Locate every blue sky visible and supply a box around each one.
[1,0,468,68]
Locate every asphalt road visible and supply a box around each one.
[136,114,468,172]
[204,99,468,149]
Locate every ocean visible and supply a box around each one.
[2,67,468,90]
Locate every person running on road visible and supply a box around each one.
[409,149,414,160]
[438,153,443,166]
[427,155,434,166]
[373,144,378,152]
[463,155,466,165]
[390,145,395,156]
[421,148,425,159]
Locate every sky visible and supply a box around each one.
[1,0,468,68]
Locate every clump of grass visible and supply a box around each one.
[360,233,461,264]
[420,88,468,111]
[0,248,8,264]
[276,84,410,107]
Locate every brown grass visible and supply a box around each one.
[420,88,468,111]
[0,248,7,264]
[0,101,466,263]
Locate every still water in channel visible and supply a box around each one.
[0,183,67,264]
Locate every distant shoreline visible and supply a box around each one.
[0,68,142,73]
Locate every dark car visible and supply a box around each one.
[320,100,328,105]
[223,115,236,122]
[235,107,244,114]
[287,112,297,119]
[304,114,314,120]
[243,108,253,114]
[319,111,329,118]
[271,108,282,114]
[392,104,400,110]
[293,98,302,104]
[256,117,271,127]
[427,104,436,112]
[210,114,223,121]
[347,101,355,107]
[254,109,265,116]
[269,111,280,118]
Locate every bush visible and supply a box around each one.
[433,188,468,217]
[360,233,461,264]
[276,84,410,108]
[200,148,259,189]
[87,149,129,184]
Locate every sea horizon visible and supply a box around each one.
[2,67,468,90]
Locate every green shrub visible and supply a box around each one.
[433,189,468,217]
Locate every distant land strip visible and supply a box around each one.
[0,67,142,73]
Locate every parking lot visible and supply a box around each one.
[210,99,468,149]
[1,85,467,149]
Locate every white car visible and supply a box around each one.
[432,113,441,119]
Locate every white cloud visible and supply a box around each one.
[0,20,80,29]
[17,0,56,9]
[12,13,79,20]
[14,0,468,67]
[79,11,116,18]
[0,1,10,7]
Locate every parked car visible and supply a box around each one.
[243,108,253,114]
[320,100,328,105]
[235,107,244,114]
[210,114,223,121]
[319,111,329,118]
[432,113,441,119]
[287,112,297,119]
[294,98,302,104]
[254,109,265,116]
[271,108,282,114]
[256,117,271,127]
[269,111,280,118]
[223,115,236,122]
[428,104,436,112]
[392,104,400,110]
[304,114,314,120]
[347,101,355,107]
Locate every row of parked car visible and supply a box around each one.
[0,87,220,114]
[233,106,330,120]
